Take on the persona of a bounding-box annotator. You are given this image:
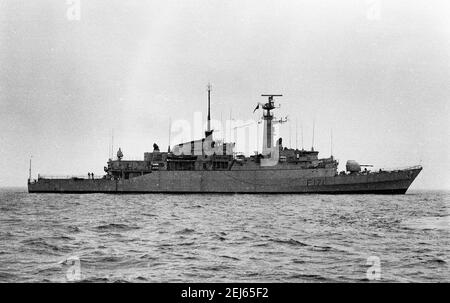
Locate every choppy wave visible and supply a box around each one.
[401,216,449,230]
[270,238,309,246]
[95,223,140,231]
[175,228,196,234]
[0,189,448,282]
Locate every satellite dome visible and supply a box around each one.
[346,160,361,173]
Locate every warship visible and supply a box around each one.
[28,88,422,194]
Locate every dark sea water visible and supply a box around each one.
[0,188,448,283]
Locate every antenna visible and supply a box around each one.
[330,128,333,157]
[311,118,315,151]
[301,121,304,150]
[28,155,32,181]
[207,83,212,132]
[168,117,172,152]
[220,112,224,141]
[295,118,298,150]
[108,133,111,159]
[108,130,111,159]
[257,120,260,154]
[289,121,291,148]
[112,129,114,158]
[229,108,232,141]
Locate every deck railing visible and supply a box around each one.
[38,174,106,180]
[35,166,422,180]
[376,165,422,172]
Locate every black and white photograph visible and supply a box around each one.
[0,0,448,291]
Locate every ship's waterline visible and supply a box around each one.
[29,166,422,194]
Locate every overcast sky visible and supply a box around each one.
[0,0,449,189]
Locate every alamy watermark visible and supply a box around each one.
[365,0,381,21]
[64,256,82,282]
[169,112,282,166]
[66,0,81,21]
[366,256,381,280]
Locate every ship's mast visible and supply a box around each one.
[301,121,304,150]
[289,121,292,148]
[205,83,213,138]
[228,108,232,141]
[330,128,333,157]
[28,155,32,181]
[260,94,282,155]
[112,129,114,159]
[168,117,172,152]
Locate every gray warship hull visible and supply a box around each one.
[28,166,422,194]
[27,92,423,194]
